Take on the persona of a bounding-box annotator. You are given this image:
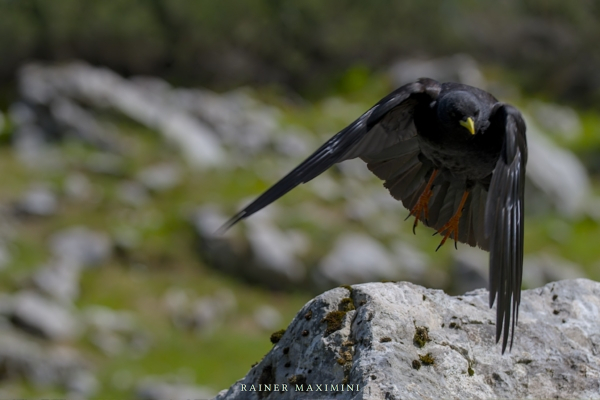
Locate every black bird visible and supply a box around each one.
[219,78,527,353]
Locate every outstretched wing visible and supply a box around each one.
[485,104,527,353]
[218,79,441,233]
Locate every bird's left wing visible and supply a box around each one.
[485,104,527,353]
[218,79,441,233]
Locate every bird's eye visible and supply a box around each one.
[450,111,457,119]
[474,110,480,117]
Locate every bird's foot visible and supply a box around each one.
[434,190,470,251]
[434,210,462,251]
[405,170,439,234]
[406,188,434,234]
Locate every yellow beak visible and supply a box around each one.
[459,117,476,135]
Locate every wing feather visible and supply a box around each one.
[485,104,527,353]
[218,79,441,232]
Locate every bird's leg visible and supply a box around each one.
[435,190,470,251]
[406,169,439,234]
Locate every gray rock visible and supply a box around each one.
[63,172,94,201]
[11,123,51,167]
[137,380,215,400]
[66,369,99,399]
[8,102,36,126]
[254,305,283,331]
[522,253,585,290]
[50,96,118,150]
[337,158,374,182]
[16,184,58,216]
[192,205,230,239]
[30,260,81,303]
[83,306,139,356]
[116,181,150,207]
[391,240,429,283]
[84,305,136,333]
[10,291,80,340]
[529,101,582,141]
[49,226,111,267]
[451,247,489,295]
[317,233,398,285]
[524,116,590,217]
[246,217,307,284]
[189,290,237,334]
[164,288,237,335]
[0,241,12,271]
[194,203,310,289]
[389,54,486,89]
[0,329,95,396]
[8,102,66,170]
[306,175,342,202]
[171,87,281,157]
[19,63,226,168]
[137,163,182,192]
[274,128,313,157]
[217,279,600,399]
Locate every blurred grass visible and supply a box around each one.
[0,117,312,397]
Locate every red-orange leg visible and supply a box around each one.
[406,169,439,234]
[435,190,470,251]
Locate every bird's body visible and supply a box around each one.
[220,78,527,353]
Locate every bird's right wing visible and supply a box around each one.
[485,103,528,354]
[218,79,441,233]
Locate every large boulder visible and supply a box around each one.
[216,279,600,399]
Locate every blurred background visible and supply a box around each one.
[1,0,600,398]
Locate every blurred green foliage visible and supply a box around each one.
[1,0,600,105]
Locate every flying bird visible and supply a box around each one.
[219,78,527,353]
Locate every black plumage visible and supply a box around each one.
[219,78,527,353]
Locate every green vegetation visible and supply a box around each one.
[2,1,600,106]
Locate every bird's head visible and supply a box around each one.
[436,91,481,136]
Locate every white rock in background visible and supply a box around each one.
[10,291,80,341]
[306,174,341,202]
[522,253,585,289]
[190,290,237,334]
[524,117,590,217]
[30,260,81,303]
[318,233,398,285]
[64,172,94,201]
[246,218,307,283]
[16,184,58,216]
[391,240,429,282]
[50,96,119,149]
[274,127,314,157]
[389,54,486,89]
[451,247,489,295]
[0,330,95,396]
[254,305,283,331]
[137,163,182,192]
[191,205,230,238]
[116,181,150,207]
[49,226,112,267]
[530,100,582,141]
[19,63,226,168]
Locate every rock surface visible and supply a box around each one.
[216,279,600,399]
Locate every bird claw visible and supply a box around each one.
[434,219,459,251]
[434,191,469,251]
